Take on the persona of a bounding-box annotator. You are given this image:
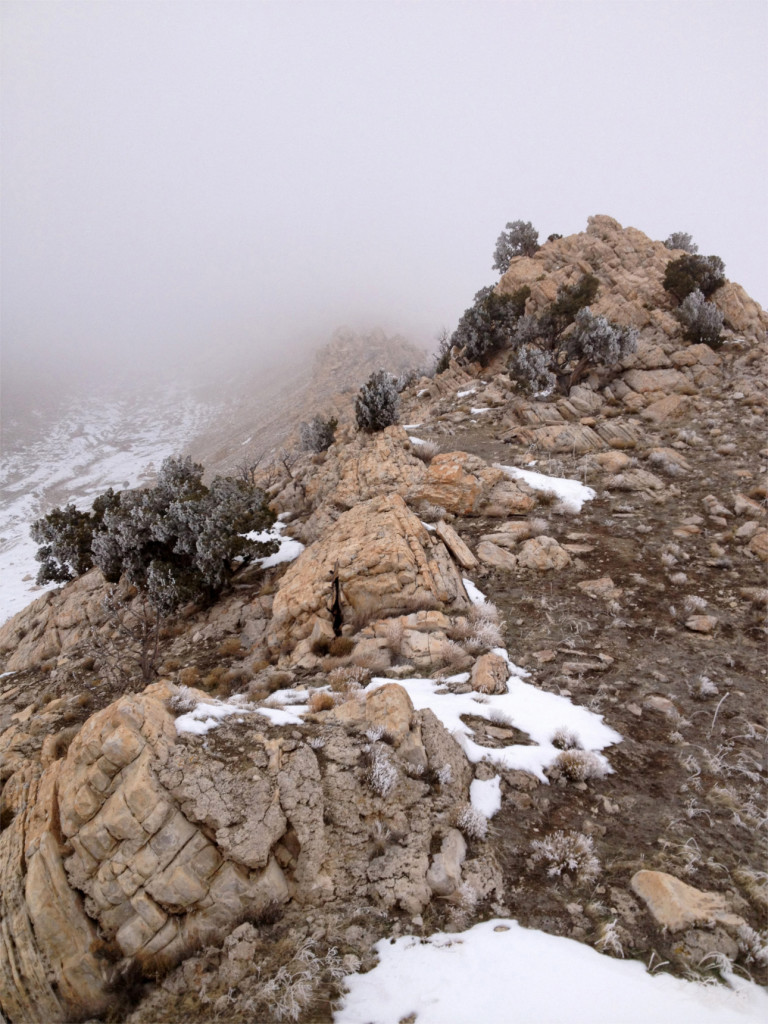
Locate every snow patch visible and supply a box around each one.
[470,776,501,818]
[497,464,596,512]
[246,520,305,569]
[336,918,768,1024]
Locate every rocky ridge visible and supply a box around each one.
[0,216,766,1023]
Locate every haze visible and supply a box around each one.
[2,0,766,400]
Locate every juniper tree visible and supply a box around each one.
[31,456,277,614]
[355,370,400,432]
[664,232,698,254]
[300,414,338,453]
[675,288,724,347]
[492,220,540,272]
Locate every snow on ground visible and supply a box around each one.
[0,386,212,625]
[469,775,501,818]
[456,389,476,398]
[497,464,595,512]
[402,423,422,430]
[366,658,620,784]
[246,519,305,569]
[335,918,768,1024]
[174,688,309,735]
[409,436,429,446]
[462,577,488,607]
[470,407,491,415]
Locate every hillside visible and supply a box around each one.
[0,216,766,1024]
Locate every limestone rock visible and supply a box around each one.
[471,652,509,695]
[434,520,478,569]
[576,577,623,601]
[747,529,768,562]
[409,452,535,517]
[426,829,466,896]
[269,494,470,653]
[685,615,718,633]
[476,541,518,571]
[516,536,571,571]
[631,870,744,933]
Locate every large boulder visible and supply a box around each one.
[269,493,470,651]
[409,452,535,517]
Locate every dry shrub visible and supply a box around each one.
[311,636,332,656]
[456,804,489,841]
[329,636,355,657]
[530,829,600,884]
[160,657,182,674]
[328,665,370,693]
[308,690,335,713]
[178,666,200,688]
[411,439,440,463]
[218,636,243,657]
[549,749,606,782]
[201,665,227,692]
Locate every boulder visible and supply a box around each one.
[409,452,535,517]
[476,541,518,571]
[269,494,470,652]
[471,652,509,695]
[516,536,571,571]
[631,870,744,933]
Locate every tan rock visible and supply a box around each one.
[641,394,689,425]
[269,494,470,651]
[476,541,518,571]
[624,368,689,393]
[577,577,623,601]
[631,869,744,932]
[747,529,768,562]
[426,829,466,896]
[671,343,721,368]
[517,536,571,571]
[685,615,718,634]
[410,452,535,517]
[504,423,603,454]
[471,652,509,695]
[434,520,478,569]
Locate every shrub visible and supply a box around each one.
[451,286,521,365]
[299,414,338,453]
[548,273,600,330]
[547,233,563,243]
[492,220,540,272]
[457,804,489,840]
[410,439,440,463]
[31,456,277,614]
[664,231,698,254]
[509,344,557,395]
[663,253,725,301]
[530,829,600,884]
[674,288,724,347]
[368,748,398,796]
[568,307,638,367]
[355,370,400,432]
[550,749,607,782]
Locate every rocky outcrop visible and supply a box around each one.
[409,452,536,517]
[0,677,493,1022]
[497,215,768,345]
[269,493,470,655]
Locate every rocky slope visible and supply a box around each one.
[0,216,766,1023]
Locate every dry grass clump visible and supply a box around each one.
[416,501,448,523]
[648,450,686,477]
[383,618,405,655]
[312,635,356,658]
[201,665,227,692]
[368,748,398,797]
[328,665,370,693]
[530,829,601,885]
[411,439,440,463]
[551,727,582,750]
[178,666,200,688]
[217,636,244,657]
[549,749,607,782]
[252,938,352,1022]
[308,690,335,713]
[456,804,489,841]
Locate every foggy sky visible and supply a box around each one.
[2,0,766,393]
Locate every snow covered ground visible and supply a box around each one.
[335,918,768,1024]
[0,385,212,624]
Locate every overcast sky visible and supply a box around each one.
[2,0,766,391]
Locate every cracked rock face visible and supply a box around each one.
[0,680,495,1022]
[269,492,471,652]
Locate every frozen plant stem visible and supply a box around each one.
[708,692,729,739]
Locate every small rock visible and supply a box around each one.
[471,652,509,695]
[517,536,571,572]
[576,577,623,601]
[631,870,745,933]
[476,541,518,571]
[685,615,718,634]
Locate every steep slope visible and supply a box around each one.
[0,217,766,1023]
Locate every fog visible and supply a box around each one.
[2,1,766,401]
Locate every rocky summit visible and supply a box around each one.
[0,215,766,1023]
